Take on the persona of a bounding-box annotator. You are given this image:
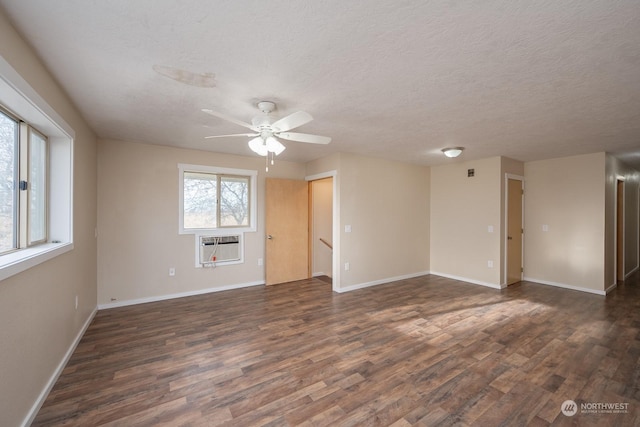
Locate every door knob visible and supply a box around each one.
[267,234,273,240]
[508,236,513,240]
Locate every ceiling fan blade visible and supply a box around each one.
[202,109,256,130]
[271,111,313,132]
[204,133,259,139]
[277,132,332,144]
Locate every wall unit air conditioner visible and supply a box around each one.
[196,234,243,267]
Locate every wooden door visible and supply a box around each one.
[507,178,523,285]
[265,178,309,285]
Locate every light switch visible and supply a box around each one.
[345,225,352,233]
[488,225,494,233]
[542,224,549,232]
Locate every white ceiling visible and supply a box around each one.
[1,0,639,168]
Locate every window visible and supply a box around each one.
[179,164,257,233]
[0,110,18,252]
[0,56,74,281]
[0,109,48,253]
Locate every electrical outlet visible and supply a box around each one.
[345,262,350,271]
[169,267,176,276]
[488,260,494,268]
[488,225,494,233]
[258,258,263,266]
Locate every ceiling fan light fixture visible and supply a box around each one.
[203,101,330,170]
[442,147,464,158]
[248,137,268,156]
[265,136,286,155]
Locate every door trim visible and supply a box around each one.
[504,174,524,286]
[306,170,339,292]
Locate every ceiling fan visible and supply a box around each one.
[202,101,331,169]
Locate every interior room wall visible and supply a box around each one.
[97,139,306,306]
[337,153,430,290]
[524,152,606,293]
[0,10,98,427]
[311,178,333,277]
[605,154,640,287]
[430,156,502,287]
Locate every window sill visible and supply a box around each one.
[0,242,73,282]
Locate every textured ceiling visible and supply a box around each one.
[1,0,639,168]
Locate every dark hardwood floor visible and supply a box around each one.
[33,274,640,426]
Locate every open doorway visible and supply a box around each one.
[505,176,524,286]
[616,179,624,283]
[264,173,337,289]
[309,177,333,285]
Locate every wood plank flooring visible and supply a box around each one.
[33,274,640,426]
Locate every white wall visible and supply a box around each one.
[0,10,98,427]
[524,153,606,293]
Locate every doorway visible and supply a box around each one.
[616,179,624,282]
[506,176,524,285]
[310,177,333,283]
[265,174,336,288]
[265,178,309,285]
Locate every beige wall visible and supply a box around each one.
[337,153,430,289]
[430,157,503,286]
[0,10,98,427]
[311,178,333,277]
[524,153,606,292]
[99,147,430,296]
[605,154,640,287]
[97,139,306,305]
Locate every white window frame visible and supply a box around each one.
[0,57,74,282]
[178,163,257,235]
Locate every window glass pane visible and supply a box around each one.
[0,111,18,252]
[29,130,47,243]
[183,172,217,229]
[220,175,249,226]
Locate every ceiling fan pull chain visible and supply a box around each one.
[265,153,269,172]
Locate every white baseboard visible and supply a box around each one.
[336,271,431,293]
[625,265,639,279]
[429,271,504,289]
[312,272,326,277]
[23,307,97,427]
[523,276,607,296]
[98,280,265,309]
